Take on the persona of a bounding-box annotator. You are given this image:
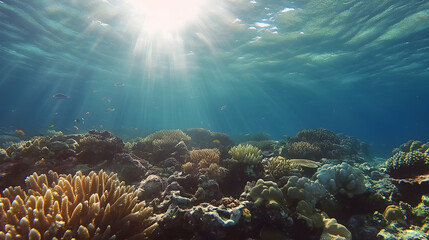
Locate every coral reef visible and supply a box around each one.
[1,127,427,240]
[228,144,262,165]
[313,162,367,198]
[284,128,369,161]
[0,130,129,189]
[0,170,157,239]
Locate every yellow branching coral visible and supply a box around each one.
[143,129,191,148]
[264,156,302,179]
[0,170,157,239]
[228,144,262,164]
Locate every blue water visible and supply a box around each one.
[1,0,429,157]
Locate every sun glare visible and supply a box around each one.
[128,0,205,34]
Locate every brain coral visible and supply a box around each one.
[0,170,157,239]
[228,144,262,165]
[313,162,367,198]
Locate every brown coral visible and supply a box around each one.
[183,149,227,180]
[0,170,157,239]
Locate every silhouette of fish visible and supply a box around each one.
[52,93,70,99]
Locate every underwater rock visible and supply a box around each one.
[347,214,381,240]
[195,176,223,203]
[0,148,9,162]
[76,129,124,164]
[110,153,147,183]
[152,200,250,239]
[138,175,166,200]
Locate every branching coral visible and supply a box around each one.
[0,170,158,239]
[143,129,190,149]
[183,148,227,180]
[264,156,302,179]
[228,144,262,165]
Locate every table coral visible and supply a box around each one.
[0,170,158,239]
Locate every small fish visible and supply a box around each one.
[212,139,220,143]
[114,82,125,87]
[134,128,138,131]
[73,125,79,130]
[16,129,25,135]
[105,107,115,113]
[220,105,227,111]
[49,125,55,128]
[73,119,80,123]
[52,93,70,99]
[86,112,90,115]
[102,97,111,103]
